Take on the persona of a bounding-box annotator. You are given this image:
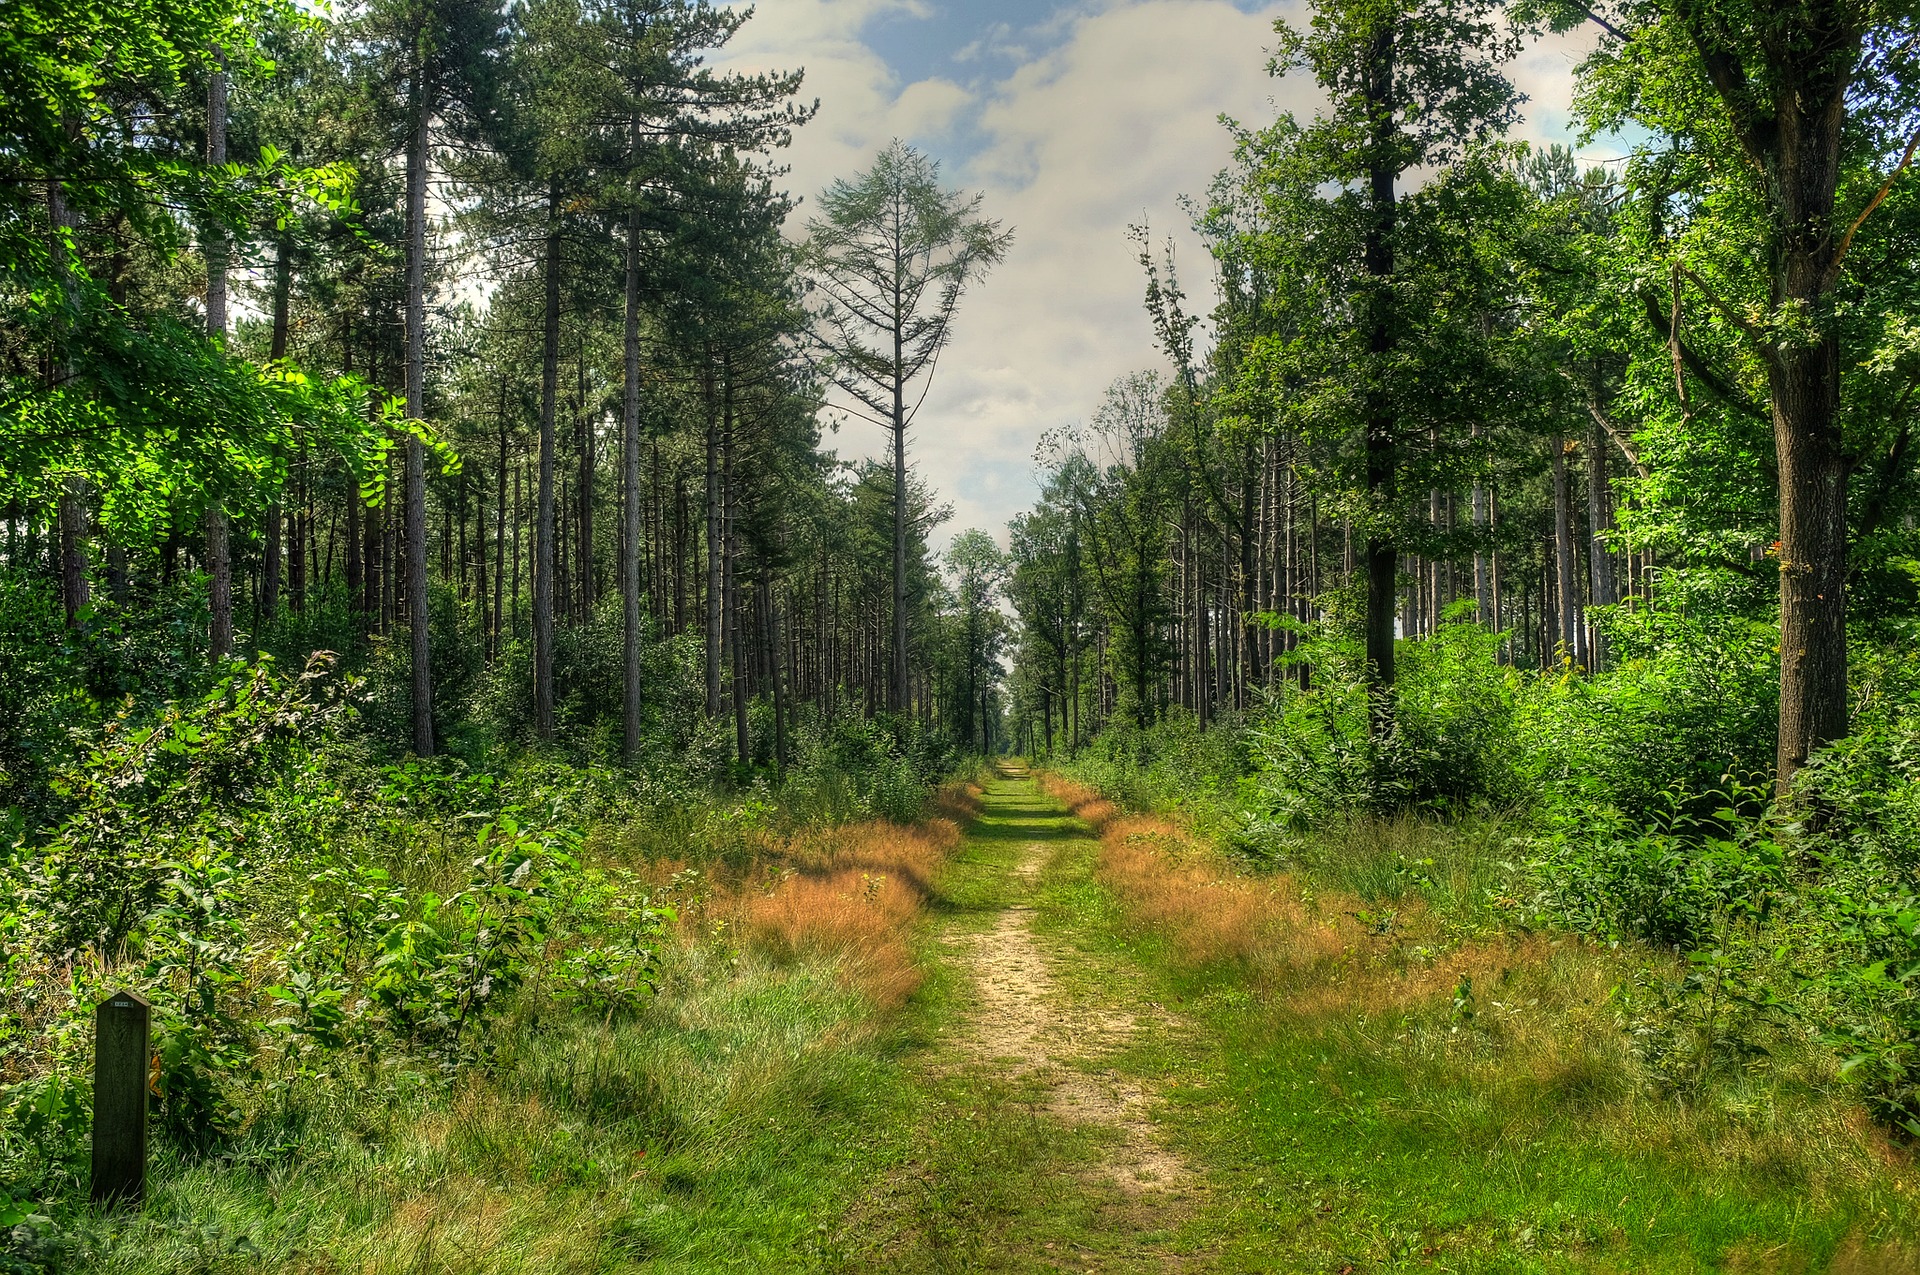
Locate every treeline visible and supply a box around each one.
[3,0,1011,791]
[1004,0,1919,785]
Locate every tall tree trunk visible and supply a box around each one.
[1473,478,1493,627]
[1550,433,1582,667]
[891,354,909,715]
[403,70,434,755]
[1654,2,1859,788]
[1361,19,1398,733]
[1769,97,1851,789]
[262,232,293,626]
[58,479,90,625]
[623,197,644,761]
[533,182,561,738]
[576,334,594,615]
[288,473,307,613]
[512,460,524,638]
[46,122,89,627]
[495,405,508,661]
[704,352,722,716]
[771,579,789,769]
[1585,415,1616,671]
[725,358,747,765]
[206,55,232,662]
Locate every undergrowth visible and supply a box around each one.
[1038,771,1920,1269]
[0,647,987,1270]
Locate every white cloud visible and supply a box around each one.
[719,0,1590,549]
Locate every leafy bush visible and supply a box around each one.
[1229,617,1519,840]
[0,658,683,1210]
[1515,604,1779,827]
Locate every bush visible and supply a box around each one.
[1233,616,1518,838]
[1515,603,1779,828]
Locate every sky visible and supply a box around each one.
[715,0,1601,551]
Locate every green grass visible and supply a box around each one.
[39,772,1920,1272]
[1019,777,1920,1273]
[54,945,923,1273]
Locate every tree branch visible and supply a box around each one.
[1825,128,1920,288]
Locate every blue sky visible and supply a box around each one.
[718,0,1596,550]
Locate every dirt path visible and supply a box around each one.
[940,767,1196,1226]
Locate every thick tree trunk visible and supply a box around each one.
[1660,5,1858,789]
[207,507,232,660]
[534,183,561,738]
[623,197,644,763]
[403,73,434,755]
[1769,94,1851,789]
[1774,343,1849,782]
[58,478,90,625]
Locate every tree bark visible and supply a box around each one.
[622,194,644,763]
[262,233,293,627]
[576,335,594,615]
[892,338,909,715]
[494,406,508,660]
[1659,3,1858,788]
[1769,80,1851,789]
[404,91,433,754]
[1550,433,1581,667]
[1362,19,1398,732]
[1585,414,1616,670]
[533,182,561,739]
[725,357,747,766]
[704,351,722,717]
[58,479,90,625]
[206,55,232,662]
[1473,479,1492,627]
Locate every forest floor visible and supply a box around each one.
[77,768,1920,1273]
[845,765,1920,1274]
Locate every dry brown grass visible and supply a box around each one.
[727,777,983,1009]
[1038,772,1119,834]
[1047,770,1557,1018]
[1047,767,1920,1224]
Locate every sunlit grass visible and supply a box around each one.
[1041,769,1920,1272]
[57,786,992,1274]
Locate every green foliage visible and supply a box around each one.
[1232,619,1520,835]
[1515,593,1780,823]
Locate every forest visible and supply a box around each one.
[4,0,1920,1268]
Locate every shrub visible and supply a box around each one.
[1515,604,1778,828]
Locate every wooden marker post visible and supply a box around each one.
[90,989,150,1207]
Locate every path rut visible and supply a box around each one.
[944,771,1194,1203]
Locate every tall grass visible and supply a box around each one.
[1042,768,1920,1266]
[26,778,985,1273]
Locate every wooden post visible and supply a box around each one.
[90,989,150,1207]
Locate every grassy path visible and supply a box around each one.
[847,767,1920,1275]
[845,764,1213,1271]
